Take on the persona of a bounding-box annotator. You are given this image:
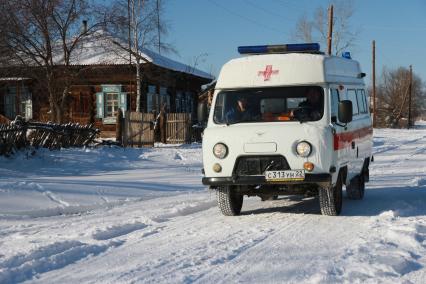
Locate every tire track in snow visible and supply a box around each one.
[318,212,426,282]
[92,222,159,241]
[130,207,314,284]
[373,135,426,155]
[0,240,122,283]
[150,199,217,223]
[195,211,321,283]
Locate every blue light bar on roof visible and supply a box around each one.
[342,52,351,59]
[238,43,320,54]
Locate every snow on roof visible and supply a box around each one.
[0,77,31,81]
[62,32,214,80]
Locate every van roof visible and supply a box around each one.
[215,53,365,89]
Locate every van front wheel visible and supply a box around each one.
[319,174,343,216]
[216,186,243,216]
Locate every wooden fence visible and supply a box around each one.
[122,112,155,147]
[166,113,192,144]
[120,112,195,147]
[0,120,99,156]
[0,124,27,156]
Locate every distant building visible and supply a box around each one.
[0,34,213,136]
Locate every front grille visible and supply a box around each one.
[233,155,290,176]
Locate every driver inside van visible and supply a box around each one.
[225,97,255,123]
[291,87,323,121]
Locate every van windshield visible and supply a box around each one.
[213,86,324,125]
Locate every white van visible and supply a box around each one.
[199,43,373,216]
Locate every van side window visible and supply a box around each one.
[361,89,369,113]
[356,89,366,114]
[330,89,340,120]
[347,89,359,115]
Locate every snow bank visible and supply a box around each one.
[1,124,426,283]
[0,144,204,217]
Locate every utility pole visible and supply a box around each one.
[157,0,161,54]
[407,65,413,129]
[372,40,376,127]
[128,0,132,64]
[327,4,334,55]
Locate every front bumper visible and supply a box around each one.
[202,173,331,186]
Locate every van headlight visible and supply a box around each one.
[296,141,312,157]
[213,143,228,159]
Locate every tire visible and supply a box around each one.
[319,173,343,216]
[346,175,365,200]
[261,195,278,201]
[216,186,243,216]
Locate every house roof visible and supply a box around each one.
[62,32,214,80]
[1,31,214,81]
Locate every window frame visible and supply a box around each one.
[104,92,119,118]
[356,89,366,114]
[213,86,325,124]
[346,88,359,116]
[330,88,341,121]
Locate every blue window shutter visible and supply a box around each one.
[120,93,127,112]
[96,92,104,118]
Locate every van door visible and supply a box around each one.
[355,88,373,170]
[330,86,352,174]
[346,88,361,178]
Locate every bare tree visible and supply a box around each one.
[375,67,426,128]
[0,0,107,123]
[107,0,173,112]
[292,0,359,55]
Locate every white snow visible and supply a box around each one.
[64,32,214,80]
[0,123,426,283]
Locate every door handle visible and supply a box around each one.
[351,141,355,149]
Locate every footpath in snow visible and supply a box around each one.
[0,124,426,283]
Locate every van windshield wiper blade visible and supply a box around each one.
[225,119,254,126]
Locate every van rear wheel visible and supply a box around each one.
[216,186,243,216]
[319,174,343,216]
[346,175,365,200]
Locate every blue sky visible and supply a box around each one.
[162,0,426,85]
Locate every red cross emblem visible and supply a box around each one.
[258,65,279,81]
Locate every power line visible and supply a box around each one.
[276,0,307,13]
[245,0,299,22]
[206,0,285,35]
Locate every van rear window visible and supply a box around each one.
[213,86,324,124]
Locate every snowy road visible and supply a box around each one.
[1,125,426,283]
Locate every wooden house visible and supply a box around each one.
[0,35,213,136]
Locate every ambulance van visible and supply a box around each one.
[199,43,373,216]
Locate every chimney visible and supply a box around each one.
[82,20,88,33]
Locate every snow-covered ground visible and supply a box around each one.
[0,123,426,283]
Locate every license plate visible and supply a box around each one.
[265,170,305,181]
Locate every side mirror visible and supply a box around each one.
[338,100,353,123]
[197,101,208,124]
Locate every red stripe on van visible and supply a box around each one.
[333,126,373,150]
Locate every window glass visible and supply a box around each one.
[159,87,170,111]
[347,89,359,115]
[360,89,368,113]
[5,87,16,118]
[186,92,193,113]
[20,87,32,120]
[213,86,324,124]
[330,89,340,119]
[175,91,183,113]
[356,89,366,113]
[105,93,119,117]
[147,85,157,112]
